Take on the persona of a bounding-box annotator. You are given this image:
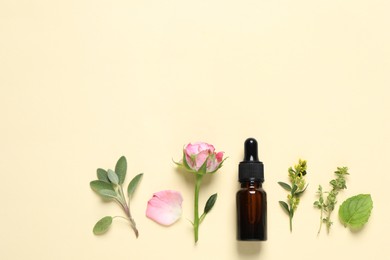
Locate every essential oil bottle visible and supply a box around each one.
[236,138,267,241]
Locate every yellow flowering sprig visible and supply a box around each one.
[278,159,308,232]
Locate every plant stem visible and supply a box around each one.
[117,185,139,238]
[317,208,323,235]
[194,174,203,243]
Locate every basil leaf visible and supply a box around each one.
[93,216,113,235]
[338,194,373,230]
[115,156,127,185]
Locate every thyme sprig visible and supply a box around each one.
[314,167,349,234]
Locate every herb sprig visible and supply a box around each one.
[278,159,308,232]
[90,156,143,237]
[314,167,349,234]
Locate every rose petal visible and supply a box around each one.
[146,190,183,226]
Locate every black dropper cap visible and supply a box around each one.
[239,138,264,182]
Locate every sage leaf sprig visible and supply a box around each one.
[314,167,349,234]
[278,159,308,232]
[339,194,373,230]
[90,156,143,237]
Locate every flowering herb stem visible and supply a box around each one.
[314,167,349,234]
[278,159,308,232]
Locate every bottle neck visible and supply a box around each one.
[240,180,262,189]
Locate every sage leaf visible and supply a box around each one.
[339,194,373,230]
[278,182,292,192]
[204,193,218,214]
[93,216,113,235]
[115,156,127,185]
[90,180,114,193]
[97,168,109,183]
[279,201,290,214]
[98,189,117,199]
[127,173,143,199]
[107,169,119,184]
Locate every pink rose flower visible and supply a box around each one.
[183,142,224,174]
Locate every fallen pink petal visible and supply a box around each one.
[146,190,183,226]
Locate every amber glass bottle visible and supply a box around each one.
[236,138,267,241]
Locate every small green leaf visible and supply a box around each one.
[339,194,373,230]
[198,158,208,175]
[90,180,116,199]
[98,189,117,198]
[182,152,193,171]
[107,169,119,184]
[279,201,290,214]
[93,216,113,235]
[204,193,218,214]
[97,168,109,183]
[295,184,309,195]
[127,173,143,198]
[90,180,114,192]
[291,184,298,195]
[115,156,127,185]
[278,182,292,191]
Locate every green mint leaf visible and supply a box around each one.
[93,216,113,235]
[107,169,119,184]
[204,193,218,214]
[115,156,127,185]
[278,182,292,191]
[339,194,373,230]
[279,201,290,214]
[127,173,143,199]
[97,168,109,183]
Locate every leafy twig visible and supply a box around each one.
[314,167,349,234]
[90,156,143,237]
[278,159,308,232]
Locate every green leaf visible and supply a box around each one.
[90,180,116,199]
[278,182,292,191]
[204,193,218,214]
[198,158,208,175]
[97,168,109,183]
[295,184,309,196]
[98,189,117,198]
[127,173,143,199]
[90,180,114,192]
[338,194,373,230]
[93,216,113,235]
[115,156,127,185]
[182,152,193,172]
[291,184,298,195]
[279,201,290,214]
[107,169,119,184]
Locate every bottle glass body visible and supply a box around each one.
[236,180,267,241]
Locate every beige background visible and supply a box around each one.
[1,0,389,259]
